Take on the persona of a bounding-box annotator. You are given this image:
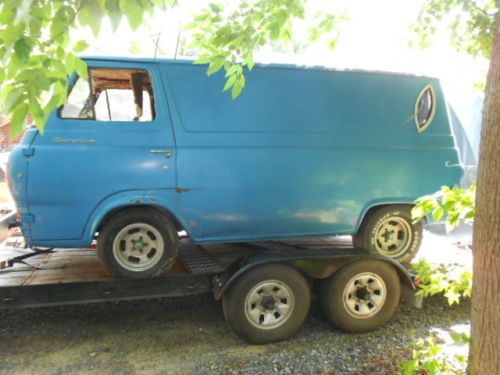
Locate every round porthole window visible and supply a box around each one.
[415,84,436,133]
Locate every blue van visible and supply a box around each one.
[7,56,463,278]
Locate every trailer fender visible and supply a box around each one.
[213,252,414,300]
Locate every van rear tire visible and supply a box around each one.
[97,208,178,278]
[352,205,422,264]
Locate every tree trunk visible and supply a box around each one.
[468,12,500,375]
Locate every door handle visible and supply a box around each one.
[149,149,172,158]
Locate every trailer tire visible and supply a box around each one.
[353,205,422,264]
[222,264,310,344]
[320,259,400,333]
[97,208,178,278]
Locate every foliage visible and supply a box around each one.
[402,329,470,375]
[407,258,472,373]
[412,259,472,305]
[412,0,498,59]
[186,1,345,99]
[412,185,476,233]
[0,0,176,137]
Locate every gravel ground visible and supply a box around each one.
[0,293,470,375]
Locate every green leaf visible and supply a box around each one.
[432,206,444,221]
[74,58,88,80]
[78,0,103,36]
[64,53,76,75]
[29,97,45,128]
[14,37,33,64]
[209,3,224,13]
[207,60,224,76]
[51,17,67,41]
[10,102,29,138]
[223,74,237,92]
[105,0,122,31]
[231,81,245,100]
[193,57,210,65]
[245,55,255,70]
[44,92,65,113]
[3,87,25,112]
[120,0,144,30]
[225,64,242,77]
[73,40,89,53]
[2,23,25,46]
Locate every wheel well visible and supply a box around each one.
[357,203,417,233]
[96,205,185,234]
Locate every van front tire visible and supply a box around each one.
[353,205,422,264]
[97,208,178,278]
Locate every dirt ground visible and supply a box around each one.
[0,226,472,375]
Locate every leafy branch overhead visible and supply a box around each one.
[186,0,305,100]
[187,1,345,99]
[412,0,498,58]
[0,0,176,137]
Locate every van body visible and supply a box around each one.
[8,56,463,253]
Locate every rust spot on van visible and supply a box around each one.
[176,188,192,193]
[151,198,158,202]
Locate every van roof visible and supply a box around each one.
[80,55,438,80]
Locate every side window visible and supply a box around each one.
[61,68,156,122]
[415,84,436,133]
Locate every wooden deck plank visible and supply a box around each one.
[0,236,358,289]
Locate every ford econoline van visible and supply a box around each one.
[7,56,463,278]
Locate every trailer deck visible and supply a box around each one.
[0,235,355,308]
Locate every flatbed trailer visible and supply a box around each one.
[0,235,414,344]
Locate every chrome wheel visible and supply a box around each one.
[374,216,413,257]
[112,223,165,272]
[245,280,295,330]
[343,272,387,319]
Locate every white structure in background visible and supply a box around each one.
[447,94,483,187]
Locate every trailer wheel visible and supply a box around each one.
[320,259,401,333]
[222,264,310,344]
[353,205,422,263]
[97,208,178,278]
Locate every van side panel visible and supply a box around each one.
[160,64,462,242]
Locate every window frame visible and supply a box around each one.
[414,84,437,133]
[59,66,156,123]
